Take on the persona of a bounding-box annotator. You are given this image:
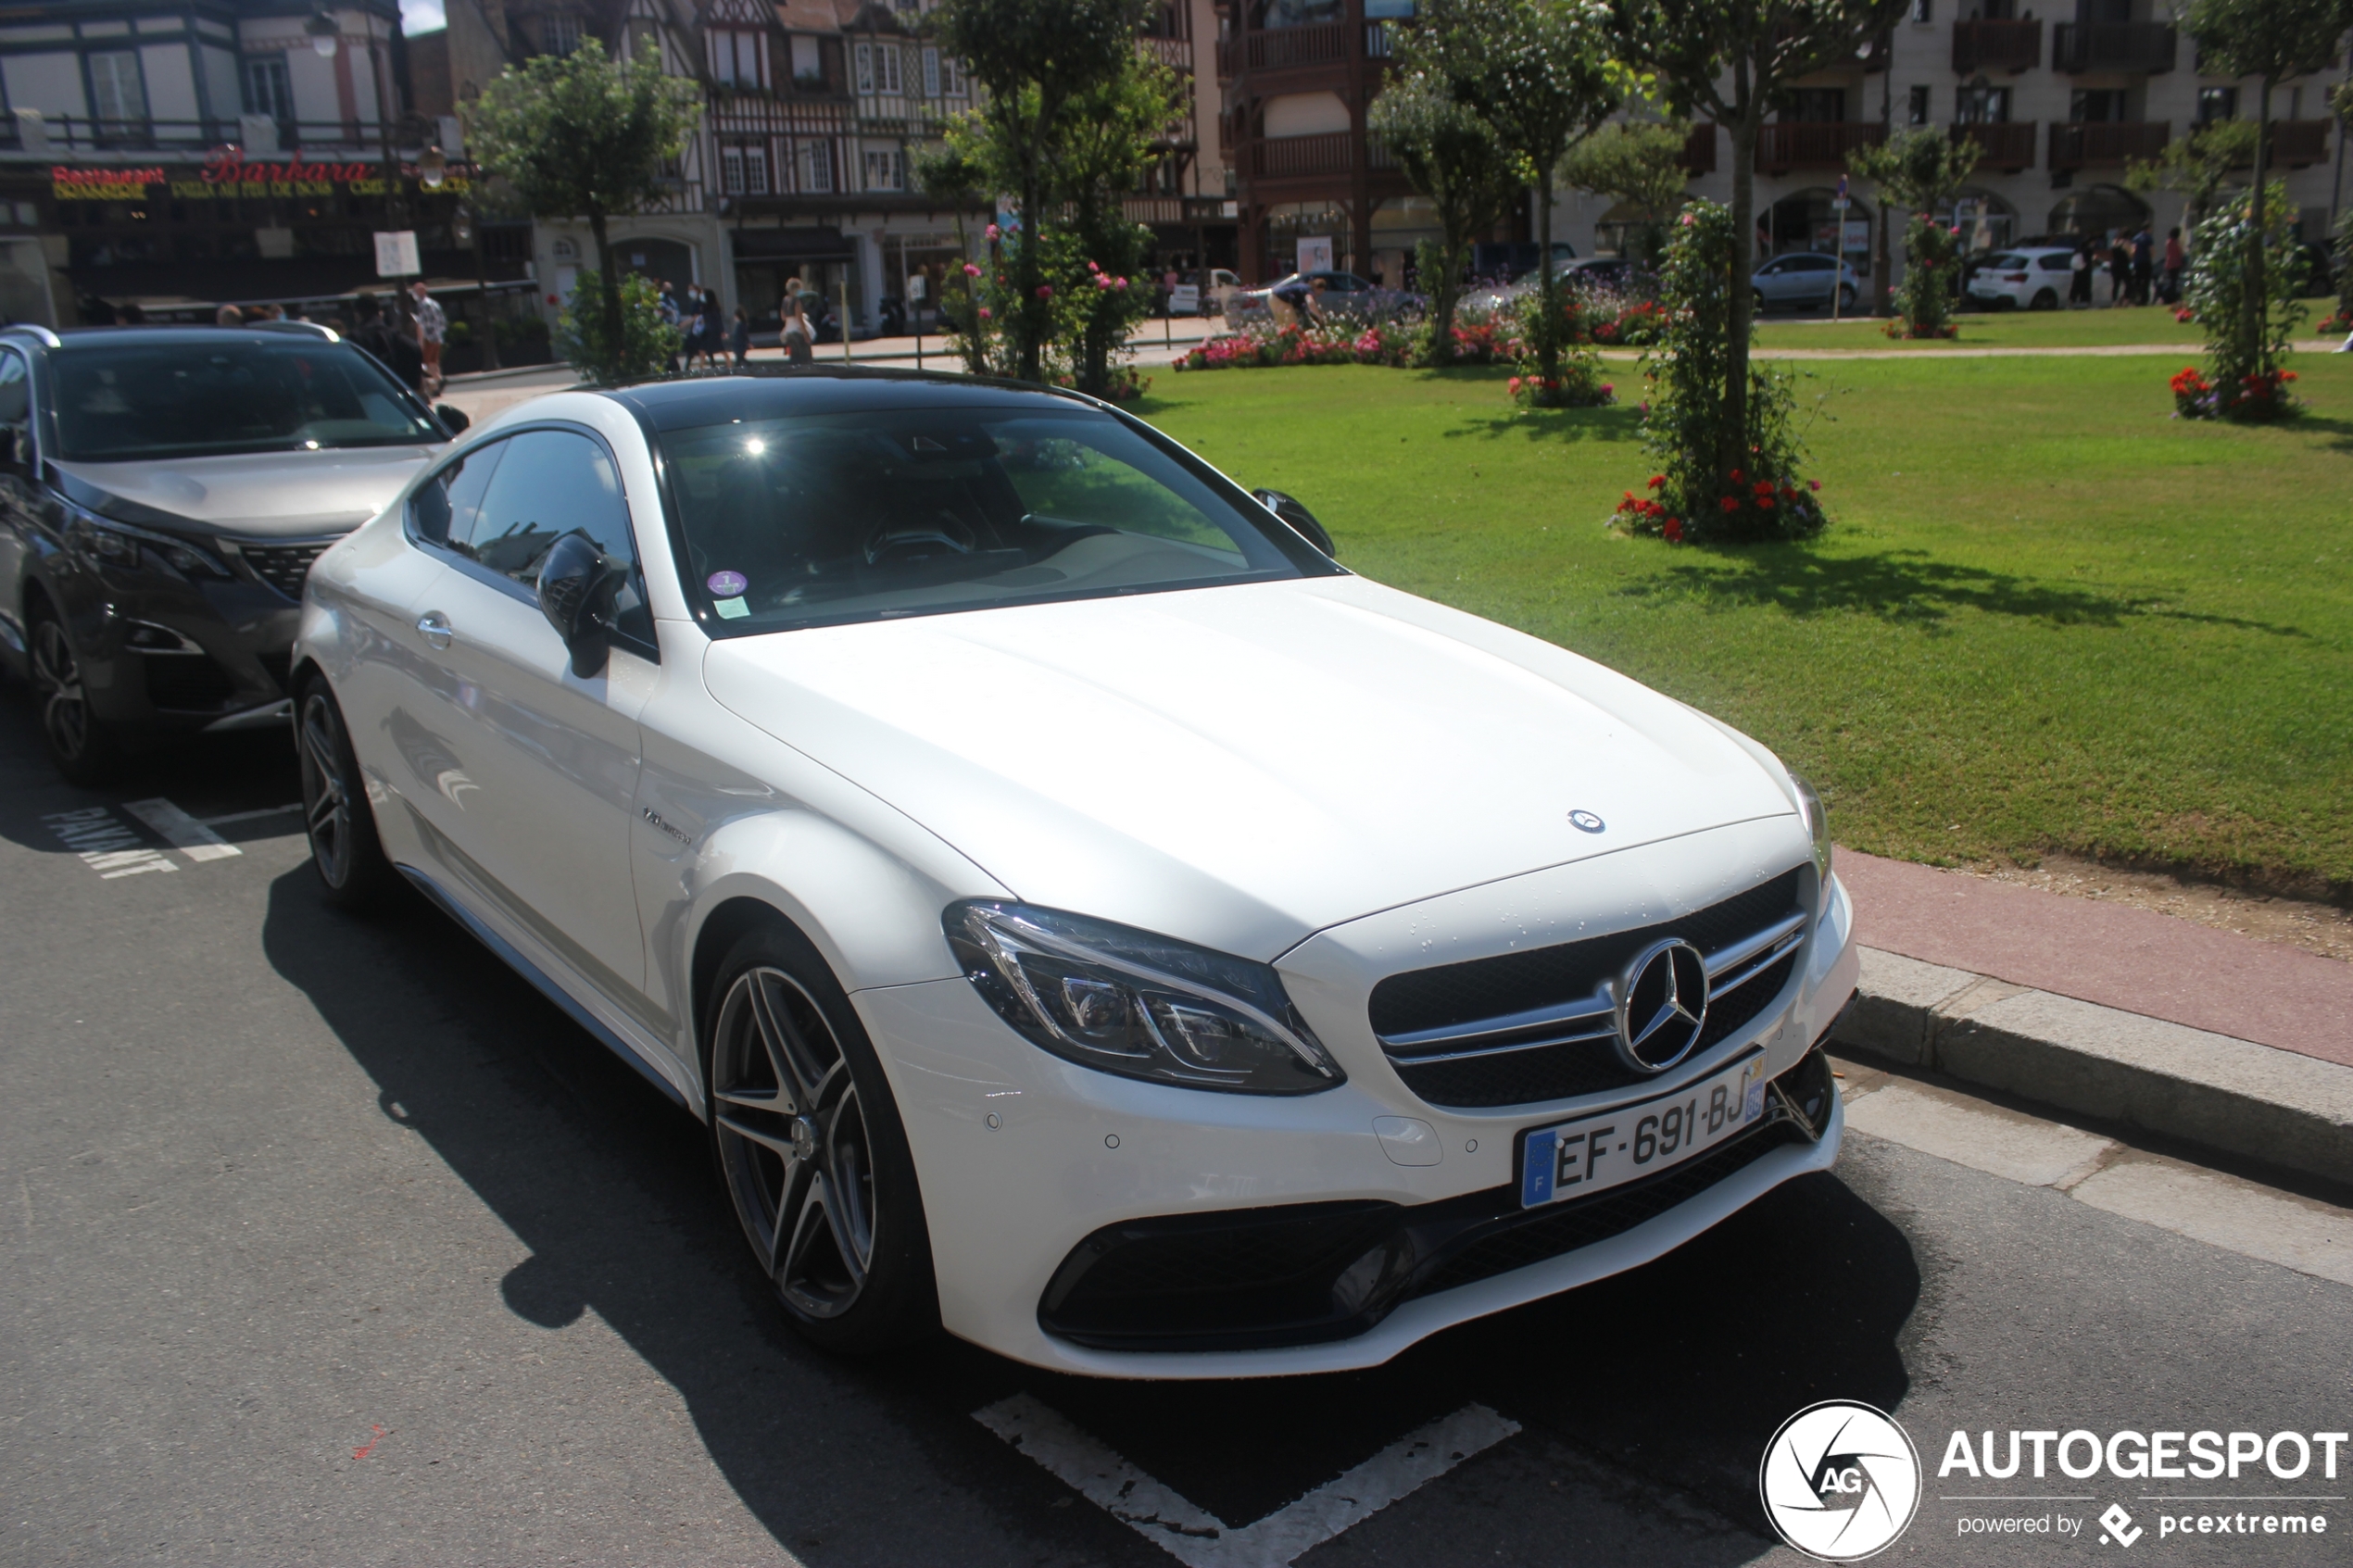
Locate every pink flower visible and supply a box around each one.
[963,263,980,278]
[985,223,1000,241]
[1036,284,1053,298]
[1807,479,1820,492]
[977,307,992,320]
[1115,277,1128,289]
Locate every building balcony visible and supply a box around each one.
[1951,18,2041,73]
[3,113,419,158]
[1234,20,1351,75]
[2047,119,2168,169]
[2264,119,2334,169]
[1952,119,2036,170]
[2053,22,2176,74]
[1755,120,1884,173]
[1249,130,1352,178]
[1681,122,1717,175]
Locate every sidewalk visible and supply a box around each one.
[1829,848,2353,1187]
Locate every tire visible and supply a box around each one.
[27,597,122,785]
[2031,289,2058,311]
[1838,284,1857,312]
[296,673,396,909]
[704,920,938,1354]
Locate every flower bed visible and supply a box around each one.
[1175,320,1418,371]
[2171,363,2297,420]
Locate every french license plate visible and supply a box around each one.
[1518,1053,1772,1209]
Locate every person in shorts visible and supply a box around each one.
[409,280,447,395]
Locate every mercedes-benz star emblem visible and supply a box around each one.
[1567,809,1605,834]
[1612,937,1710,1073]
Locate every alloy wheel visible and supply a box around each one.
[297,689,353,886]
[711,965,878,1318]
[30,616,91,763]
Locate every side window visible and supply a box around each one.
[463,428,651,645]
[409,438,507,546]
[0,350,30,450]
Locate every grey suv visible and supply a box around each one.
[0,323,465,782]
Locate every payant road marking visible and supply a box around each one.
[41,807,177,879]
[975,1393,1519,1568]
[122,797,242,862]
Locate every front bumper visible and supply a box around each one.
[857,860,1860,1378]
[47,554,314,735]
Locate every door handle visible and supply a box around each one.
[416,610,452,649]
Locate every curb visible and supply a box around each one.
[1830,947,2353,1189]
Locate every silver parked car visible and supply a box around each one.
[1751,254,1861,314]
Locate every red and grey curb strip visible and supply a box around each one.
[1831,947,2353,1189]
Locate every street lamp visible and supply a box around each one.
[306,11,340,57]
[419,144,447,190]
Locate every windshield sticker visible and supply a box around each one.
[707,570,748,597]
[713,596,749,620]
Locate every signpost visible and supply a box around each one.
[1830,177,1849,323]
[372,229,420,280]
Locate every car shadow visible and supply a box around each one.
[1618,545,2312,636]
[260,860,1921,1561]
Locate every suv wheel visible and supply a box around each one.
[704,921,938,1354]
[296,675,395,908]
[28,601,120,784]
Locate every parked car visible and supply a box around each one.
[1202,268,1243,319]
[293,368,1859,1375]
[1224,271,1425,328]
[0,321,465,783]
[1469,241,1579,282]
[1461,257,1642,316]
[1751,253,1861,313]
[1964,246,2080,311]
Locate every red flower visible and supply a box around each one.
[1663,518,1684,543]
[1754,479,1774,497]
[1647,474,1666,489]
[1808,479,1821,493]
[1720,496,1740,513]
[1729,469,1743,483]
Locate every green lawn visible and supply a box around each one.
[1138,355,2353,897]
[1751,307,2212,353]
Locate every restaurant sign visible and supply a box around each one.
[51,148,472,201]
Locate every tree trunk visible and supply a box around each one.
[588,208,620,378]
[1725,113,1758,483]
[2249,76,2271,378]
[1535,176,1559,384]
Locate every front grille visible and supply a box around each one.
[144,654,238,711]
[1372,869,1806,1110]
[238,541,333,600]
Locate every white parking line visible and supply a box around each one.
[41,808,177,879]
[199,803,304,827]
[121,798,243,862]
[975,1393,1519,1568]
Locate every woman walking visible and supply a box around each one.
[781,277,814,366]
[729,305,750,370]
[699,287,726,371]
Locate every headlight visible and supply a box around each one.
[946,901,1345,1095]
[65,507,228,579]
[1790,769,1832,881]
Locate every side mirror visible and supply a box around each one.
[1252,486,1337,558]
[537,532,625,677]
[434,403,471,435]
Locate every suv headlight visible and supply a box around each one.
[1790,769,1832,881]
[65,506,228,579]
[946,901,1344,1095]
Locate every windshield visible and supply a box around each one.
[661,406,1328,633]
[50,341,441,462]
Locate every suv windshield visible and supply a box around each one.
[661,406,1328,633]
[50,340,441,461]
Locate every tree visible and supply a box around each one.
[1367,65,1519,362]
[468,39,700,372]
[1847,127,1978,336]
[2125,119,2259,234]
[932,0,1154,383]
[552,270,682,385]
[1558,119,1697,271]
[1056,56,1188,395]
[1412,0,1626,391]
[1612,0,1906,475]
[2175,0,2353,384]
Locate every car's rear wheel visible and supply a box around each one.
[28,600,121,785]
[705,922,937,1353]
[2031,288,2059,311]
[296,675,395,908]
[1838,284,1857,312]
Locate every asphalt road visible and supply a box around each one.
[1,685,2347,1567]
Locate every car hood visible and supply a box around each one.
[51,445,442,539]
[701,575,1798,961]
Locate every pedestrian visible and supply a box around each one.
[699,287,725,370]
[2070,241,2094,307]
[350,293,426,397]
[215,304,245,326]
[2130,227,2154,306]
[1270,272,1321,330]
[2106,235,2129,306]
[409,280,447,395]
[2162,226,2185,304]
[729,305,750,370]
[781,276,814,365]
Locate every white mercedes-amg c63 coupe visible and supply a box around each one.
[292,369,1858,1377]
